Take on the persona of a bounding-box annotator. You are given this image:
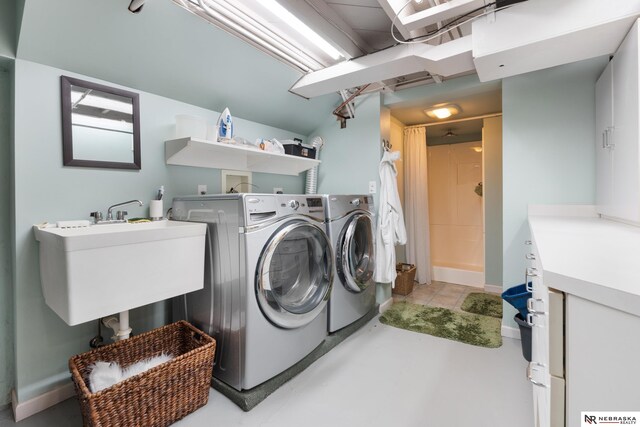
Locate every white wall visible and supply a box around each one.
[11,59,306,403]
[502,57,607,326]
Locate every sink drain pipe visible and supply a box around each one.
[102,311,132,341]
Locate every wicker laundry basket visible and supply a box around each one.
[393,263,416,296]
[69,320,216,427]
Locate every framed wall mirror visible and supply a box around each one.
[61,76,141,169]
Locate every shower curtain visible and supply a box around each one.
[403,127,431,285]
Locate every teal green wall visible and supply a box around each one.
[502,57,606,326]
[15,0,339,136]
[0,64,13,406]
[308,93,391,302]
[312,93,382,195]
[12,59,305,402]
[483,116,503,287]
[0,0,16,59]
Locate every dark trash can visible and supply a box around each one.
[514,313,532,362]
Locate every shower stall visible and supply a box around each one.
[427,141,484,287]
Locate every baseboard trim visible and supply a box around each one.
[501,325,521,340]
[484,284,502,294]
[379,297,393,313]
[12,382,75,422]
[432,266,484,288]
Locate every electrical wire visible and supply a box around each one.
[390,1,506,46]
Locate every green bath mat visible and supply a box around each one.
[379,302,502,348]
[461,293,503,319]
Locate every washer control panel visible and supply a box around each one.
[288,200,300,210]
[243,194,325,224]
[279,195,324,217]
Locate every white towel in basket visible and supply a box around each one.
[89,353,173,393]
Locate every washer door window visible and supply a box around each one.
[257,221,333,329]
[337,213,375,293]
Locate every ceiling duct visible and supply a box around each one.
[291,36,474,98]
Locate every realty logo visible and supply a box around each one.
[585,414,597,424]
[581,412,639,426]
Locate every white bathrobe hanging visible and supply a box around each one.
[374,150,407,285]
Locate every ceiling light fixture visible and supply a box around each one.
[424,104,461,120]
[256,0,343,60]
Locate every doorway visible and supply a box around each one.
[388,82,503,291]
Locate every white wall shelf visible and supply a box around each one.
[165,137,319,176]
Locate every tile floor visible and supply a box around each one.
[0,292,533,427]
[393,280,495,311]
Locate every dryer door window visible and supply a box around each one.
[337,213,375,293]
[256,221,333,329]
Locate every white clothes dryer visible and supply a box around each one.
[324,195,376,333]
[172,194,333,391]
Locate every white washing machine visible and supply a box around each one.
[171,194,333,391]
[324,195,376,333]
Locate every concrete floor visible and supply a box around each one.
[0,313,533,427]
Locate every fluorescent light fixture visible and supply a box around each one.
[256,0,343,60]
[424,104,461,120]
[191,0,325,72]
[71,90,133,114]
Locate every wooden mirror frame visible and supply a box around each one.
[61,75,141,170]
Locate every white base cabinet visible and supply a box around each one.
[565,295,640,427]
[526,239,565,427]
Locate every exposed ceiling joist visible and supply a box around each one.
[402,0,486,32]
[377,0,427,41]
[290,35,474,97]
[278,0,372,58]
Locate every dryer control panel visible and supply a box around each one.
[324,194,375,220]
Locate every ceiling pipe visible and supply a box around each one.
[332,84,370,128]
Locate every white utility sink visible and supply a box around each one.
[34,220,206,325]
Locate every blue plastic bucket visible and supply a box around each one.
[501,284,531,318]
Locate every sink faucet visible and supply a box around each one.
[91,199,143,224]
[107,200,143,221]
